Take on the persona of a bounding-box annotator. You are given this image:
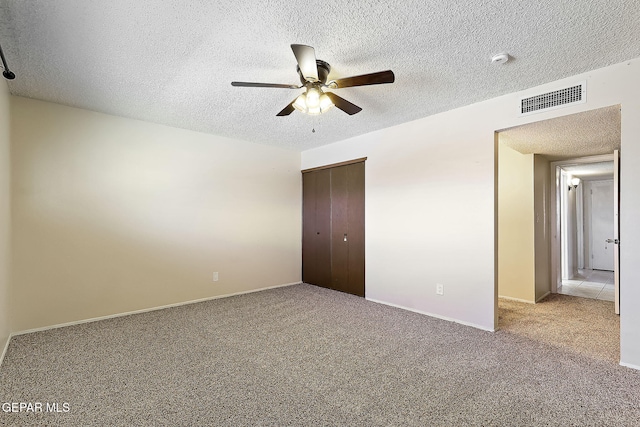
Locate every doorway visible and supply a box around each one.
[552,155,620,312]
[496,105,621,333]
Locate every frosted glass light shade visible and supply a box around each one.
[292,88,334,115]
[306,88,321,108]
[292,93,307,112]
[319,93,334,112]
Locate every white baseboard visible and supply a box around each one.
[366,297,495,332]
[498,295,536,304]
[12,282,301,337]
[0,334,11,367]
[620,361,640,371]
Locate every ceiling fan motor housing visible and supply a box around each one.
[298,60,331,85]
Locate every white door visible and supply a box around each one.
[613,149,620,314]
[590,180,614,271]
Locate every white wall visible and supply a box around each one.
[11,97,301,332]
[302,58,640,368]
[583,180,593,269]
[565,177,579,279]
[576,182,585,269]
[0,81,11,359]
[302,105,500,330]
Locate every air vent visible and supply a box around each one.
[519,82,586,116]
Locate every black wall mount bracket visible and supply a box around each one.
[0,42,16,80]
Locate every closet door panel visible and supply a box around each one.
[330,165,350,293]
[302,169,332,288]
[346,162,365,297]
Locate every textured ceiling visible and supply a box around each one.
[498,105,621,159]
[1,1,639,151]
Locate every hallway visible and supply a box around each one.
[558,269,614,301]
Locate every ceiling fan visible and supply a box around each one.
[231,44,395,116]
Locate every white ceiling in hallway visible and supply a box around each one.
[0,1,639,151]
[563,162,614,181]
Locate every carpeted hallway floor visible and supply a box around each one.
[0,284,638,426]
[498,292,619,363]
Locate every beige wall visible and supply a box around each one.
[7,58,640,368]
[533,155,551,301]
[10,97,301,332]
[0,81,10,356]
[498,143,535,302]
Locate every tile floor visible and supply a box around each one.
[558,269,615,302]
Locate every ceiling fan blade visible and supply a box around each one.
[325,92,362,115]
[331,70,395,88]
[231,81,300,89]
[276,99,297,116]
[291,44,318,82]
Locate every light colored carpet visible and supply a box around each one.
[498,293,619,363]
[0,284,638,426]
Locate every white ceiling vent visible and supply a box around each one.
[519,81,586,116]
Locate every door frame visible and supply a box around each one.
[549,154,615,293]
[613,149,620,314]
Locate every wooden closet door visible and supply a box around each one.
[302,160,365,297]
[302,168,332,288]
[346,162,365,296]
[330,165,350,292]
[331,163,365,296]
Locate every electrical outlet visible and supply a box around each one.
[436,283,444,296]
[213,272,219,282]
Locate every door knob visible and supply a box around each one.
[343,233,347,242]
[606,238,619,244]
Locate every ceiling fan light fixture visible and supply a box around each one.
[306,87,321,108]
[319,93,334,112]
[293,93,308,113]
[231,44,393,116]
[293,87,334,115]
